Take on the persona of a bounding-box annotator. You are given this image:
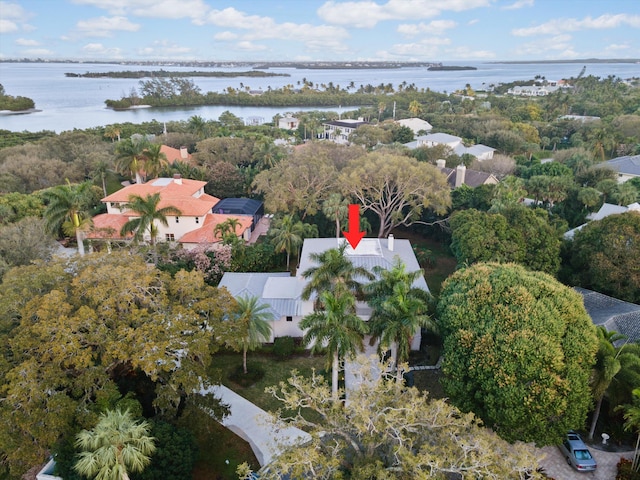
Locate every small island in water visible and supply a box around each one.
[428,65,477,71]
[65,70,290,79]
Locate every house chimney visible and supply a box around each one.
[388,233,394,252]
[455,164,466,188]
[180,146,188,159]
[436,159,446,169]
[173,173,182,185]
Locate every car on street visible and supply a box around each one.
[558,431,597,472]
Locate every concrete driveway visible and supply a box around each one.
[538,445,633,479]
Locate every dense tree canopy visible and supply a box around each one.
[567,211,640,303]
[437,262,598,445]
[339,152,451,237]
[450,206,562,275]
[0,252,236,476]
[240,359,543,479]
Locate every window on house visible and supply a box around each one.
[175,217,179,223]
[165,234,175,241]
[286,316,293,322]
[195,217,199,224]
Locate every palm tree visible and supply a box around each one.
[187,115,207,139]
[74,409,156,480]
[322,193,350,239]
[141,143,168,181]
[365,259,434,381]
[301,242,373,307]
[120,193,181,248]
[115,138,148,184]
[229,296,274,374]
[270,215,304,270]
[91,159,113,197]
[618,388,640,472]
[214,217,242,242]
[408,100,423,117]
[104,124,121,142]
[300,288,367,400]
[588,327,627,440]
[42,180,95,256]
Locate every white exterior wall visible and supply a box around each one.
[153,215,204,242]
[272,316,305,341]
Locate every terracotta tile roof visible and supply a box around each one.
[102,177,208,202]
[160,145,193,164]
[179,214,252,244]
[86,213,133,239]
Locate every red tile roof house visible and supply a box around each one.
[87,174,253,250]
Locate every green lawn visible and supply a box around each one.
[209,350,327,414]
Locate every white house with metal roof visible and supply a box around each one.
[404,132,495,161]
[219,236,428,350]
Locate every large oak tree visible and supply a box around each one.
[0,252,236,476]
[338,152,450,237]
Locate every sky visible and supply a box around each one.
[0,0,639,62]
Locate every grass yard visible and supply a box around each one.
[209,350,327,414]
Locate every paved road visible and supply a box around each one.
[538,444,633,479]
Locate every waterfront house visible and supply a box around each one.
[322,118,370,144]
[87,175,260,249]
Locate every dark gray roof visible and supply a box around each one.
[323,120,369,129]
[575,287,640,343]
[212,198,263,215]
[439,167,497,188]
[601,155,640,176]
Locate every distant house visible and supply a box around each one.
[278,115,300,130]
[576,287,640,344]
[160,145,192,164]
[598,155,640,183]
[435,161,499,188]
[404,132,495,161]
[507,85,560,96]
[558,114,601,123]
[322,118,369,144]
[395,118,433,137]
[87,175,259,249]
[563,202,640,239]
[219,236,427,352]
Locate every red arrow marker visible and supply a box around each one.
[343,204,365,249]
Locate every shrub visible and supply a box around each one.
[617,458,640,480]
[273,336,296,359]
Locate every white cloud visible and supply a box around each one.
[512,14,640,36]
[76,16,140,37]
[71,0,209,20]
[398,20,457,36]
[0,1,33,33]
[201,7,350,55]
[467,19,479,25]
[445,46,496,59]
[513,34,574,56]
[604,43,630,52]
[15,38,39,46]
[377,37,452,59]
[235,41,268,52]
[317,0,491,28]
[22,48,54,56]
[502,0,533,10]
[214,31,238,41]
[0,19,18,33]
[136,40,193,58]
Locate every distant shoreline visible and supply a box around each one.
[0,108,42,116]
[489,58,640,64]
[65,70,290,79]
